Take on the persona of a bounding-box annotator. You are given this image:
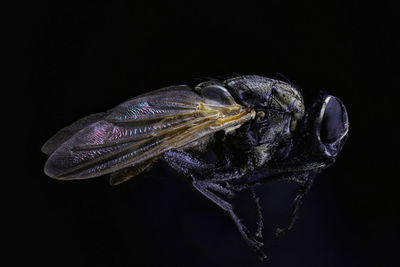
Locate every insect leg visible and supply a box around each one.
[163,150,243,182]
[192,180,267,261]
[223,185,263,238]
[250,188,263,238]
[204,182,236,198]
[162,150,210,180]
[164,150,267,259]
[275,173,316,237]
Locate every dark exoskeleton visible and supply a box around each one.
[42,75,349,260]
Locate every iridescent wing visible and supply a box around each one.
[43,85,254,180]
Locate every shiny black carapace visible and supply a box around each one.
[42,75,349,260]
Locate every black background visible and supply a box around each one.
[17,0,398,266]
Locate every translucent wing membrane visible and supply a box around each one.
[41,112,106,155]
[43,85,253,180]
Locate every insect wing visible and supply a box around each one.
[44,85,252,179]
[41,112,106,155]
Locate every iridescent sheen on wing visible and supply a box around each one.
[43,85,252,179]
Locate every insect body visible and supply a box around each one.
[42,75,349,260]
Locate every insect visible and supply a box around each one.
[42,75,349,260]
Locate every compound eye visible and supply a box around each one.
[319,96,348,144]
